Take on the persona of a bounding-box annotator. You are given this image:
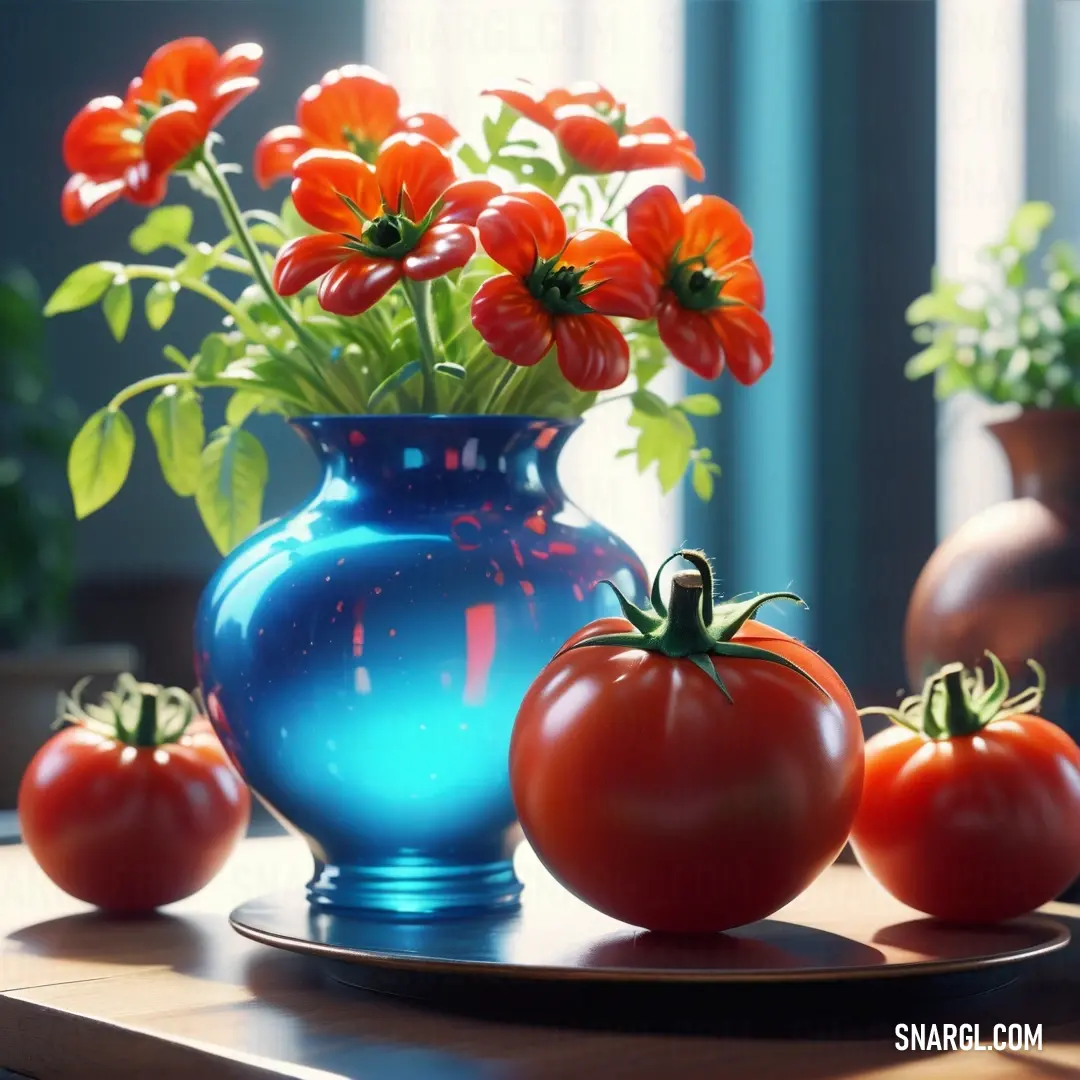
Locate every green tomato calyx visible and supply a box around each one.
[57,673,198,748]
[568,548,823,702]
[859,651,1047,740]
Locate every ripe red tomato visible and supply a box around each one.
[510,551,864,933]
[851,655,1080,923]
[19,678,250,912]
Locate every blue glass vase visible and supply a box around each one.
[194,415,647,919]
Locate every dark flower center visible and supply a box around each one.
[670,259,724,312]
[688,269,712,292]
[366,216,402,248]
[543,265,580,301]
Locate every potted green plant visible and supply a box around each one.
[902,201,1080,739]
[0,268,135,809]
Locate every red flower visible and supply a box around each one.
[483,81,704,181]
[272,135,499,315]
[470,191,658,391]
[626,185,772,384]
[254,65,458,188]
[61,37,262,224]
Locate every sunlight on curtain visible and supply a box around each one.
[936,0,1024,539]
[365,0,685,576]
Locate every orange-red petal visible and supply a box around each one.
[143,99,206,172]
[552,109,620,173]
[375,133,456,219]
[626,185,684,280]
[543,82,619,115]
[62,96,142,176]
[616,133,705,182]
[477,192,566,276]
[561,230,658,319]
[482,83,556,130]
[61,173,126,225]
[272,233,351,295]
[215,42,263,82]
[721,257,765,311]
[397,111,458,148]
[291,148,381,233]
[123,164,169,206]
[203,75,260,130]
[435,178,501,225]
[656,290,725,380]
[298,65,401,149]
[131,37,219,107]
[471,275,554,368]
[681,194,753,269]
[254,125,312,188]
[318,255,402,316]
[554,314,630,391]
[403,223,476,280]
[707,303,773,385]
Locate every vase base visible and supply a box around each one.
[307,854,523,920]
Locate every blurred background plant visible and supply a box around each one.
[0,269,79,648]
[905,202,1080,409]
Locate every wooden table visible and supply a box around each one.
[4,835,1080,1080]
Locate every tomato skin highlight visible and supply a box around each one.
[18,725,250,912]
[509,617,864,933]
[850,717,1080,923]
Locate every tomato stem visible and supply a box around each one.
[566,548,823,702]
[859,652,1049,740]
[134,692,159,748]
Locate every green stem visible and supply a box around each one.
[600,173,629,223]
[660,571,714,655]
[401,278,440,412]
[133,691,158,748]
[483,363,522,413]
[198,150,348,411]
[176,241,254,277]
[108,372,192,410]
[124,266,267,344]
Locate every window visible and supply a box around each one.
[365,0,686,574]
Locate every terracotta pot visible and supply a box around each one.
[904,409,1080,734]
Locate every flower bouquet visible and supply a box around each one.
[48,37,772,554]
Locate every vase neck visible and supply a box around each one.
[990,411,1080,504]
[292,416,577,504]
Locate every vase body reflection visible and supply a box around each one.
[194,415,647,919]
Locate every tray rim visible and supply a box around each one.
[229,894,1071,986]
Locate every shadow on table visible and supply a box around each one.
[7,909,251,983]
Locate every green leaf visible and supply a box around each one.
[904,344,951,380]
[145,280,178,330]
[163,345,190,370]
[457,143,487,174]
[146,386,204,497]
[192,333,234,379]
[67,407,135,519]
[1007,202,1054,255]
[631,389,669,417]
[493,154,559,189]
[129,205,194,255]
[44,262,123,316]
[677,393,721,417]
[175,243,216,282]
[249,221,287,247]
[482,104,518,156]
[195,427,269,555]
[691,459,716,501]
[628,406,696,493]
[225,390,266,427]
[102,281,132,342]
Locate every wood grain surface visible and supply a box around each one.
[3,835,1080,1080]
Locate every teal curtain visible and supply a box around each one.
[682,0,937,701]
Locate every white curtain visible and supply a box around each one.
[935,0,1025,538]
[365,0,685,576]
